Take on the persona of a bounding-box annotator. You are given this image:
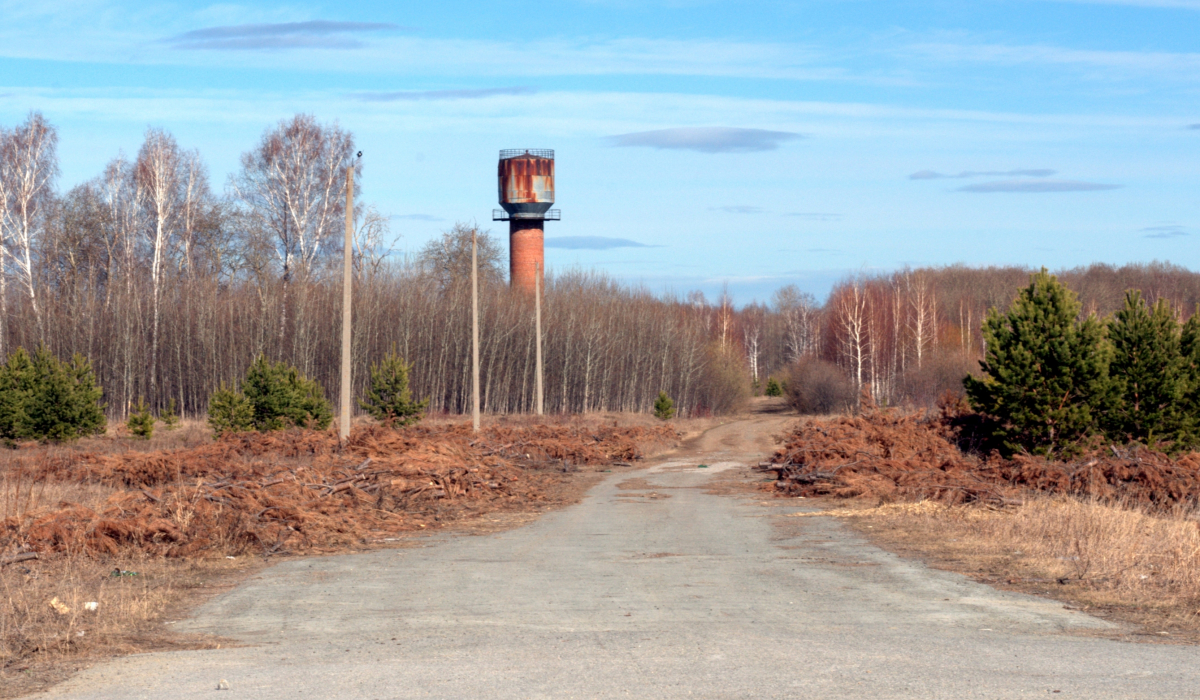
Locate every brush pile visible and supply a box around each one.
[2,422,674,559]
[762,407,1200,508]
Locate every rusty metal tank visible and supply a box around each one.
[498,149,555,218]
[495,149,558,293]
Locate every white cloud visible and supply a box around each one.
[910,168,1055,179]
[607,127,802,153]
[957,179,1121,192]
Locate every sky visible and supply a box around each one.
[0,0,1197,304]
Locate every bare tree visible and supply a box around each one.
[0,112,58,343]
[231,114,356,282]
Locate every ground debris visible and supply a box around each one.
[1,422,675,559]
[761,407,1200,509]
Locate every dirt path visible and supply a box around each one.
[33,409,1200,699]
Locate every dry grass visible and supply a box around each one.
[0,415,678,695]
[827,496,1200,637]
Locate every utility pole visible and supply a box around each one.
[535,262,543,415]
[339,153,359,442]
[471,230,480,432]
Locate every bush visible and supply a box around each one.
[764,377,783,397]
[653,391,675,420]
[207,383,254,434]
[241,354,332,431]
[696,343,751,415]
[964,269,1110,457]
[0,346,106,442]
[900,351,979,408]
[126,397,154,439]
[781,358,856,415]
[359,348,428,426]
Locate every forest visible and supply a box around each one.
[2,110,1199,420]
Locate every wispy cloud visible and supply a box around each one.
[1189,123,1200,129]
[908,41,1200,81]
[606,127,802,153]
[545,236,655,250]
[391,213,442,222]
[710,205,764,214]
[785,212,842,221]
[353,87,535,101]
[166,21,401,51]
[957,179,1121,192]
[910,168,1055,179]
[1142,224,1189,238]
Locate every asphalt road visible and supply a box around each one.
[38,415,1200,699]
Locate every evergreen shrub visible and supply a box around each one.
[653,391,675,420]
[359,348,428,426]
[0,346,106,442]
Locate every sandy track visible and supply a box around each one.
[35,412,1200,699]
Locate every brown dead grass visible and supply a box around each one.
[761,405,1200,640]
[0,416,679,696]
[823,497,1200,640]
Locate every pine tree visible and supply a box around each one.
[1180,309,1200,448]
[126,397,155,439]
[242,354,332,431]
[160,397,180,430]
[207,383,254,434]
[359,348,428,426]
[0,347,106,442]
[964,269,1110,456]
[1105,291,1184,445]
[654,391,675,420]
[765,377,783,397]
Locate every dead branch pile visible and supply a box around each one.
[1,422,674,558]
[761,409,1200,508]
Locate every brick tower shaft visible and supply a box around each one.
[509,220,544,293]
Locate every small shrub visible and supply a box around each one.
[160,397,180,430]
[126,398,154,439]
[241,354,332,431]
[782,358,856,415]
[359,348,428,426]
[207,383,254,434]
[0,346,106,441]
[764,377,783,397]
[696,343,751,415]
[653,391,675,420]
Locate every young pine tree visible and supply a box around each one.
[126,397,155,439]
[963,269,1110,456]
[1105,291,1184,445]
[1179,309,1200,448]
[242,354,333,431]
[359,349,428,426]
[654,391,676,420]
[207,383,255,434]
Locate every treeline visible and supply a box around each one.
[0,111,746,418]
[3,110,1199,422]
[741,261,1200,411]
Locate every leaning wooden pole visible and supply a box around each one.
[535,262,543,416]
[471,230,480,433]
[339,162,354,442]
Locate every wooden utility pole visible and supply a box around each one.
[471,230,480,432]
[339,156,357,442]
[535,262,543,415]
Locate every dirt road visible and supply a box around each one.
[36,412,1200,698]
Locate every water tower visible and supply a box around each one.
[494,149,559,292]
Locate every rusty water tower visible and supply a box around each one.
[494,149,559,292]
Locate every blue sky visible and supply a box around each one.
[1,0,1197,303]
